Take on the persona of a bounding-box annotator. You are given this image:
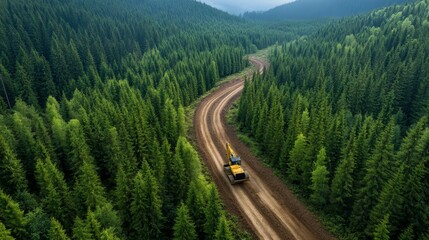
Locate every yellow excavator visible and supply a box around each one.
[224,143,249,184]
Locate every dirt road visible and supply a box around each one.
[193,56,334,239]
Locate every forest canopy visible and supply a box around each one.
[0,0,296,239]
[237,0,429,238]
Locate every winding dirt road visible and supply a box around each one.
[193,56,334,240]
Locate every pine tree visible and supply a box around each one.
[204,184,222,239]
[287,133,310,184]
[173,203,197,240]
[0,221,15,240]
[67,40,84,80]
[186,177,208,238]
[330,135,356,215]
[73,161,107,216]
[35,158,70,224]
[0,190,27,239]
[49,218,70,240]
[351,120,396,231]
[100,228,121,240]
[369,165,405,236]
[263,97,284,164]
[398,226,414,240]
[72,211,102,240]
[114,163,133,233]
[14,64,38,107]
[174,137,201,193]
[374,214,390,240]
[25,207,51,240]
[130,162,163,239]
[310,148,330,206]
[0,134,28,194]
[215,215,233,240]
[93,203,122,237]
[66,119,94,177]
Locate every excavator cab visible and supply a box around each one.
[230,155,241,165]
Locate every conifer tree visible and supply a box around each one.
[130,162,163,239]
[173,203,197,240]
[0,135,28,194]
[0,190,27,239]
[351,120,396,231]
[35,158,70,224]
[49,218,70,240]
[204,184,222,239]
[263,97,284,163]
[398,226,414,240]
[369,166,405,236]
[186,177,208,238]
[93,203,122,237]
[66,119,94,177]
[73,161,107,216]
[374,215,390,240]
[330,136,356,214]
[0,221,15,240]
[287,133,310,184]
[310,148,330,206]
[25,207,51,240]
[215,215,233,240]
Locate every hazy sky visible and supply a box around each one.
[198,0,295,14]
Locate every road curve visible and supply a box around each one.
[193,56,335,240]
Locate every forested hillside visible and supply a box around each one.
[244,0,410,20]
[0,0,294,239]
[238,0,429,239]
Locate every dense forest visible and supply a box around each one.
[0,0,298,239]
[244,0,410,20]
[237,0,429,239]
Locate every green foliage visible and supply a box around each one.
[173,203,197,240]
[0,0,336,239]
[130,164,163,239]
[35,158,71,224]
[0,190,27,239]
[204,184,223,239]
[0,221,15,240]
[25,208,51,240]
[310,148,330,206]
[72,161,107,216]
[374,215,390,240]
[49,218,70,240]
[287,133,310,184]
[0,134,28,194]
[215,215,233,240]
[236,1,429,238]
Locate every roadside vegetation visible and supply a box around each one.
[235,1,429,238]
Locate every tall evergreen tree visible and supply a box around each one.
[204,184,222,239]
[351,120,397,231]
[369,165,405,237]
[287,133,310,184]
[215,215,233,240]
[49,218,70,240]
[73,161,107,216]
[0,221,15,240]
[330,134,356,215]
[310,147,330,206]
[173,203,197,240]
[374,214,390,240]
[130,162,163,239]
[0,190,27,239]
[0,134,28,194]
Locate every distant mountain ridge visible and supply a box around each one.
[244,0,411,20]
